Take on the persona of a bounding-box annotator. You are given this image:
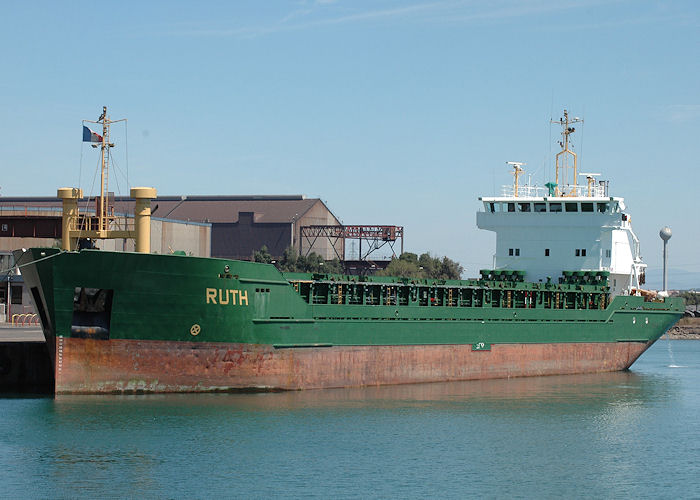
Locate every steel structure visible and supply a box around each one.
[300,225,404,262]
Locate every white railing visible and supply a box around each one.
[500,185,549,198]
[500,183,606,198]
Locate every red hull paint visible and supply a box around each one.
[54,337,653,394]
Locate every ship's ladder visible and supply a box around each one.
[338,284,343,304]
[448,288,453,306]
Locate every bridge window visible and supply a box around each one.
[507,203,515,212]
[534,203,546,213]
[565,202,578,212]
[489,203,503,213]
[581,203,594,212]
[518,203,531,212]
[597,202,608,213]
[549,203,562,213]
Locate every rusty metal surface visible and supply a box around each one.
[53,337,652,394]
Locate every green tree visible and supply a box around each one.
[279,246,299,271]
[252,245,272,264]
[437,256,464,280]
[398,252,419,266]
[378,255,423,278]
[418,253,437,277]
[679,290,699,306]
[378,252,464,280]
[259,245,344,274]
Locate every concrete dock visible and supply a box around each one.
[0,325,53,394]
[0,325,44,342]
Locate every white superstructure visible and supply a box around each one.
[476,111,646,296]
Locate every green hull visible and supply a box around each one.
[14,248,684,394]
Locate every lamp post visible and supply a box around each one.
[659,226,672,292]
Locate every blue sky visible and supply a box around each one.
[2,1,699,287]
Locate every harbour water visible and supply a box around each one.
[1,340,699,499]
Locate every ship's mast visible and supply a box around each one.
[507,161,526,197]
[551,110,583,197]
[58,106,157,253]
[86,106,122,232]
[98,106,111,231]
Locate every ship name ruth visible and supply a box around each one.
[206,288,249,305]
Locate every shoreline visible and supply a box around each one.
[665,324,700,340]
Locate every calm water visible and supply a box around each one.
[1,340,699,499]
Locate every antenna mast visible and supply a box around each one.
[85,106,124,231]
[551,110,583,196]
[507,162,526,197]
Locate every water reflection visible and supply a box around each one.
[53,370,678,415]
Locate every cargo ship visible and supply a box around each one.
[14,109,683,394]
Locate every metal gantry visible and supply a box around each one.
[300,225,404,262]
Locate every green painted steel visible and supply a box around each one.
[16,248,684,348]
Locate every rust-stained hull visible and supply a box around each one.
[14,248,682,395]
[55,337,653,394]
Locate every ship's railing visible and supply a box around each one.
[288,276,613,311]
[500,185,549,197]
[501,183,606,198]
[75,214,135,233]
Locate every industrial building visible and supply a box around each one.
[122,195,343,260]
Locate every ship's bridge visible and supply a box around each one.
[476,189,645,296]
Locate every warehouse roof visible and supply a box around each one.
[0,195,337,225]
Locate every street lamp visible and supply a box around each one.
[659,226,672,293]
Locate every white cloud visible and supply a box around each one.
[663,104,700,123]
[166,0,610,39]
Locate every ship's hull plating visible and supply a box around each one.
[15,248,683,395]
[55,337,653,394]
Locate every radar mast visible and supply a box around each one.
[84,106,122,232]
[551,110,583,197]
